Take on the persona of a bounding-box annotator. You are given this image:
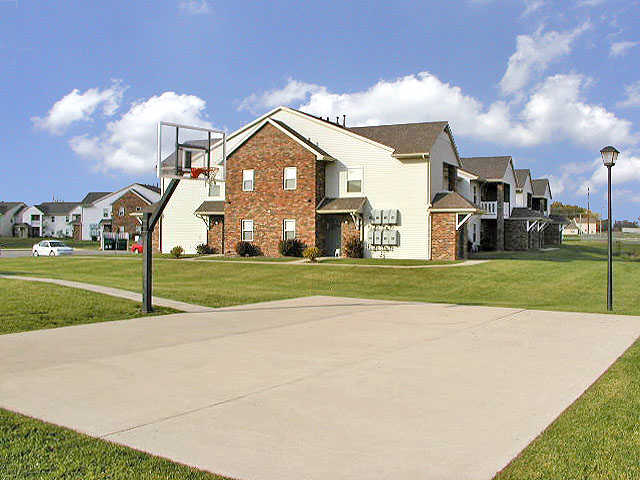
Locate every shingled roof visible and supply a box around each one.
[37,202,80,216]
[316,197,367,214]
[461,156,512,180]
[81,192,111,205]
[0,202,25,215]
[509,207,547,220]
[532,179,551,197]
[348,121,450,157]
[194,201,225,215]
[514,169,532,189]
[430,192,478,211]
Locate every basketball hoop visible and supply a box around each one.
[190,167,219,183]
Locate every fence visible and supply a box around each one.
[102,232,129,251]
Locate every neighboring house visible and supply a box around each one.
[532,178,552,216]
[111,185,160,238]
[460,156,518,251]
[16,205,45,237]
[564,218,598,235]
[514,169,533,209]
[78,184,161,241]
[36,202,82,238]
[79,192,112,240]
[161,106,482,260]
[0,202,26,236]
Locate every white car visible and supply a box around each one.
[32,240,74,257]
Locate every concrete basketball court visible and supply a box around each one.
[2,296,640,480]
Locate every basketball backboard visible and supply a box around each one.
[157,121,226,184]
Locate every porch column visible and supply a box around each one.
[496,183,505,251]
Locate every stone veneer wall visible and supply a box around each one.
[223,123,324,256]
[544,224,562,246]
[504,219,528,251]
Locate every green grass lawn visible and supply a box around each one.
[0,409,227,480]
[0,237,100,250]
[1,241,638,315]
[0,278,175,335]
[318,257,461,266]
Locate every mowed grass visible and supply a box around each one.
[0,409,227,480]
[1,241,638,315]
[496,337,640,480]
[318,257,461,266]
[0,278,175,335]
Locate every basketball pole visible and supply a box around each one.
[142,178,181,313]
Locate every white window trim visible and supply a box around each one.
[242,169,254,192]
[283,219,296,240]
[283,167,297,190]
[346,167,363,194]
[241,219,254,242]
[118,207,125,217]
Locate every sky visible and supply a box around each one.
[1,0,639,220]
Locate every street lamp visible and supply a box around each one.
[600,145,619,311]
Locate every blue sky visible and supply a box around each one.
[1,0,638,220]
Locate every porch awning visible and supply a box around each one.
[429,192,482,213]
[194,200,225,215]
[509,208,550,221]
[316,197,367,214]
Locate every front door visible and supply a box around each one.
[326,218,342,256]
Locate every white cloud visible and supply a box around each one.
[577,0,606,7]
[500,22,590,95]
[238,79,326,113]
[69,92,212,174]
[587,152,640,188]
[610,40,639,57]
[240,72,638,150]
[618,81,640,108]
[178,0,211,15]
[32,80,125,134]
[522,0,545,17]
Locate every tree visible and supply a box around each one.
[550,201,600,220]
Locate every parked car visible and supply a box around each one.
[32,240,74,257]
[131,242,143,254]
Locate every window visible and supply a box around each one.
[51,216,55,222]
[208,182,221,197]
[443,165,450,190]
[283,219,296,240]
[118,207,125,217]
[347,168,362,193]
[473,185,478,204]
[242,169,254,191]
[283,167,297,190]
[103,208,110,218]
[30,214,39,222]
[65,216,70,222]
[135,225,142,234]
[241,220,254,241]
[136,206,141,212]
[183,150,192,170]
[118,226,125,233]
[472,223,477,243]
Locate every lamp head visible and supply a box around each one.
[600,146,619,167]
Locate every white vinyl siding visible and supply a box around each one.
[242,220,254,241]
[160,179,209,253]
[283,219,295,240]
[283,167,297,190]
[242,169,254,191]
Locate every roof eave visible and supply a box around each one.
[392,152,430,159]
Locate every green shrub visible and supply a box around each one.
[343,237,363,258]
[170,245,184,259]
[196,243,214,255]
[303,246,321,262]
[278,238,306,257]
[235,241,259,257]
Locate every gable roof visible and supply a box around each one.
[0,202,25,215]
[140,184,160,194]
[430,192,478,211]
[194,201,225,215]
[316,197,367,214]
[532,178,551,198]
[461,156,513,181]
[348,121,461,165]
[81,192,111,205]
[514,169,532,189]
[37,202,81,216]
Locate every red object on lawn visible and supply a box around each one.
[131,242,143,254]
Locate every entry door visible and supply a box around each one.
[326,219,341,256]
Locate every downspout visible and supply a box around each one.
[425,153,432,260]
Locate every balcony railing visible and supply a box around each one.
[480,201,510,218]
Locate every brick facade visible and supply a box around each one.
[112,191,149,238]
[224,123,324,256]
[431,212,466,261]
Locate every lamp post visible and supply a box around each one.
[600,146,619,311]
